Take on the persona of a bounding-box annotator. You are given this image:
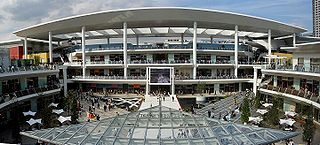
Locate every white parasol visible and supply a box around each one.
[23,110,36,116]
[52,109,64,114]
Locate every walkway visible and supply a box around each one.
[139,95,181,110]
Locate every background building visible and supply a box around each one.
[313,0,320,37]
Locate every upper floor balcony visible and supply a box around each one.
[261,65,320,78]
[260,85,320,109]
[0,84,61,110]
[0,65,59,79]
[73,43,253,53]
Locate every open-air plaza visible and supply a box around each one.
[0,1,319,144]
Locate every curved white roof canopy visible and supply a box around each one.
[14,7,307,41]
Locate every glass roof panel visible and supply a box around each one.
[234,134,254,145]
[220,136,236,145]
[20,105,299,145]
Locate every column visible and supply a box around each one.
[234,25,239,77]
[81,26,86,77]
[268,29,272,64]
[104,54,109,64]
[273,76,278,87]
[211,55,216,64]
[293,33,296,47]
[63,66,68,97]
[171,67,175,96]
[253,67,258,95]
[20,78,27,90]
[304,58,311,71]
[123,22,128,79]
[30,99,37,112]
[293,78,300,90]
[145,68,149,96]
[136,35,139,46]
[38,76,47,87]
[181,34,184,45]
[49,31,53,63]
[23,37,28,59]
[239,83,242,91]
[147,54,153,63]
[214,84,220,94]
[193,22,197,79]
[168,54,174,63]
[107,37,110,45]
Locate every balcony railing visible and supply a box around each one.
[175,75,253,80]
[129,60,192,64]
[72,75,147,80]
[264,65,320,74]
[0,85,61,106]
[0,65,58,75]
[261,85,320,103]
[74,43,253,52]
[197,60,234,64]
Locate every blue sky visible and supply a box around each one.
[0,0,313,41]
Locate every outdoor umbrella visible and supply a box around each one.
[284,111,297,117]
[279,118,296,126]
[256,109,268,115]
[48,103,59,107]
[23,110,36,116]
[26,118,42,125]
[262,103,273,108]
[52,109,64,114]
[58,116,71,123]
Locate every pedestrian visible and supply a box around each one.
[104,105,107,112]
[172,96,174,102]
[208,110,211,118]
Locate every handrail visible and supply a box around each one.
[0,84,61,105]
[0,65,58,75]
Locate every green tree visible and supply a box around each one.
[70,91,79,124]
[303,105,314,142]
[241,97,251,123]
[264,95,283,127]
[196,83,206,95]
[254,91,261,109]
[38,100,54,128]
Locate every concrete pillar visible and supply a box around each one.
[104,69,109,76]
[239,83,242,91]
[38,76,47,87]
[304,58,311,71]
[293,33,296,47]
[214,84,220,94]
[136,35,139,46]
[147,54,153,63]
[273,76,277,87]
[20,78,27,90]
[253,67,258,95]
[49,31,53,63]
[168,54,174,63]
[30,99,37,112]
[107,37,110,45]
[171,67,175,95]
[81,26,86,78]
[193,22,197,79]
[211,55,216,64]
[268,29,272,64]
[63,66,68,97]
[123,22,128,79]
[23,37,28,59]
[293,78,300,90]
[181,34,184,45]
[145,68,149,96]
[234,25,239,77]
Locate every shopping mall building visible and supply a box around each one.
[1,7,320,144]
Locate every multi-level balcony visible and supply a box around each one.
[73,43,253,53]
[262,65,320,78]
[0,84,61,110]
[260,85,320,109]
[0,65,59,78]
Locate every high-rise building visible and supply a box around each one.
[313,0,320,37]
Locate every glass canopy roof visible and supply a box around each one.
[20,105,298,145]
